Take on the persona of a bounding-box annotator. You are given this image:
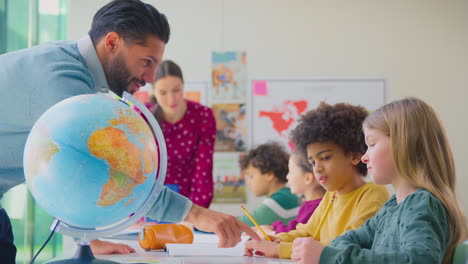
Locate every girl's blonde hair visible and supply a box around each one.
[363,97,466,263]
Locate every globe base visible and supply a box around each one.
[44,244,119,264]
[45,260,118,264]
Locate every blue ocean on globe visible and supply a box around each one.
[23,94,159,228]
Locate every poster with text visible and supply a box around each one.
[211,51,247,102]
[213,153,246,204]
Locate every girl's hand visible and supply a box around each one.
[259,225,275,236]
[291,237,324,264]
[244,239,280,257]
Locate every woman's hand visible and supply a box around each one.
[185,204,261,248]
[291,237,324,264]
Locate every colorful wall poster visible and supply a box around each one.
[251,79,386,150]
[211,51,247,102]
[212,153,246,204]
[212,103,247,152]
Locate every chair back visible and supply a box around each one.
[452,242,468,264]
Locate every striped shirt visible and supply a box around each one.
[238,187,300,226]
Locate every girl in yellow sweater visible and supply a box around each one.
[245,102,390,259]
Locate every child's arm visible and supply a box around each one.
[274,193,329,259]
[320,193,449,264]
[272,218,296,233]
[275,219,318,258]
[289,208,381,262]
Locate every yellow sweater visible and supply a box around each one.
[277,182,389,259]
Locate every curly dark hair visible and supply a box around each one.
[239,142,289,183]
[290,102,368,175]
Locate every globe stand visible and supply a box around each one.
[45,241,118,264]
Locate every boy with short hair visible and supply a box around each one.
[238,142,300,226]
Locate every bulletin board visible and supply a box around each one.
[250,78,386,149]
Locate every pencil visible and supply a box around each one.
[240,206,273,242]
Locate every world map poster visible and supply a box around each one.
[251,79,385,150]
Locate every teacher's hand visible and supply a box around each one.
[185,204,261,247]
[90,239,135,255]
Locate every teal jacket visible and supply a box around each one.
[0,35,192,222]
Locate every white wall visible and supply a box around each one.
[69,0,468,216]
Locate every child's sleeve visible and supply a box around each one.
[275,208,321,258]
[274,192,330,259]
[272,218,297,233]
[320,193,449,264]
[346,186,390,231]
[326,205,381,250]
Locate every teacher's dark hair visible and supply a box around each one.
[89,0,170,45]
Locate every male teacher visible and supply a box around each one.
[0,1,259,262]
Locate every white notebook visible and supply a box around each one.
[165,241,246,257]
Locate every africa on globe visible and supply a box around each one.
[23,94,159,229]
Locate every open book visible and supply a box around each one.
[165,242,245,257]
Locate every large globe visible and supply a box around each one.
[23,94,159,229]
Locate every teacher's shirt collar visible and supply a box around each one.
[77,35,109,93]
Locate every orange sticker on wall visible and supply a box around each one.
[184,91,201,103]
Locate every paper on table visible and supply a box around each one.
[100,255,182,264]
[165,242,245,257]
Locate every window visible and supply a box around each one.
[1,0,69,262]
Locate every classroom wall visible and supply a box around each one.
[68,0,468,217]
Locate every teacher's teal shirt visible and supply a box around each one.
[0,35,192,222]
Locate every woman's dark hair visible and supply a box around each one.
[290,102,368,175]
[155,60,184,82]
[239,142,289,183]
[150,60,184,122]
[89,0,170,45]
